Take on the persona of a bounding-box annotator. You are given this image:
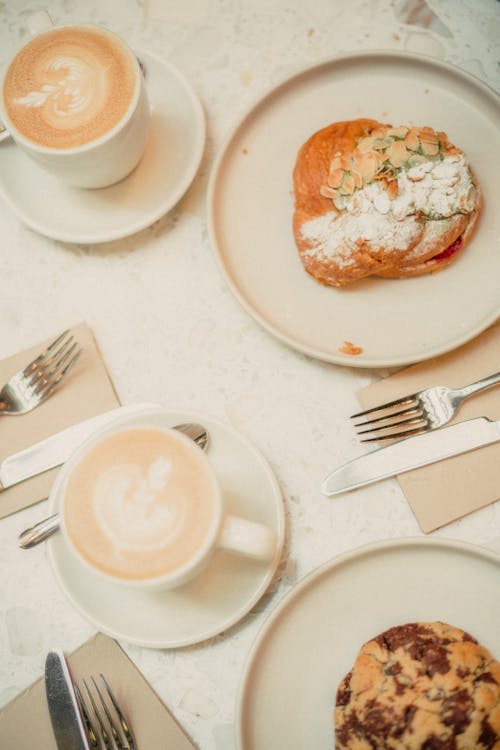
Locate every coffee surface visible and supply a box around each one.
[63,428,218,580]
[3,26,136,149]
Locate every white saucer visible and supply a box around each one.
[0,51,205,244]
[47,409,285,649]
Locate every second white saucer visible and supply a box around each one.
[47,409,285,648]
[0,51,205,244]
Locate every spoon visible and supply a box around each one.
[18,422,209,549]
[0,123,11,143]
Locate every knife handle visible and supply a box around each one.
[18,510,60,548]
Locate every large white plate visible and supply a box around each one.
[236,537,500,749]
[0,51,205,243]
[208,52,500,368]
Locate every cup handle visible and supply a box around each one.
[27,10,53,36]
[218,515,276,561]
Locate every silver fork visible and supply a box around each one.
[75,674,136,750]
[0,330,81,415]
[351,370,500,442]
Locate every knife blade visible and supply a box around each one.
[0,402,157,490]
[45,650,90,750]
[321,416,500,496]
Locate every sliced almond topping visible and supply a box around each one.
[421,140,440,156]
[437,131,449,147]
[327,168,344,188]
[387,126,409,139]
[387,140,409,168]
[320,184,337,198]
[372,136,393,151]
[329,155,342,171]
[341,174,356,195]
[404,130,420,151]
[352,170,363,189]
[354,152,380,181]
[419,128,438,144]
[356,136,376,154]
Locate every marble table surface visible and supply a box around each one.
[0,1,499,748]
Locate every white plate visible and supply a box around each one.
[208,51,500,368]
[0,50,205,244]
[47,409,285,648]
[236,537,500,749]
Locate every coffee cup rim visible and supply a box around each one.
[51,411,223,590]
[0,23,143,155]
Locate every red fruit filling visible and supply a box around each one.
[428,235,463,264]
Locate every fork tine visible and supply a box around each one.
[91,677,125,750]
[75,683,100,749]
[82,678,113,749]
[350,394,418,420]
[28,336,76,388]
[356,414,427,436]
[99,674,136,750]
[353,404,422,428]
[360,425,429,443]
[21,330,70,377]
[30,348,81,407]
[31,344,81,396]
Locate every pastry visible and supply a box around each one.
[292,119,481,286]
[334,621,500,749]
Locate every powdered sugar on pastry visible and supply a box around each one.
[301,208,422,266]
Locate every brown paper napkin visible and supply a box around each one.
[0,322,120,519]
[0,632,198,749]
[357,322,500,533]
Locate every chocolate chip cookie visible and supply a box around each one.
[334,622,500,749]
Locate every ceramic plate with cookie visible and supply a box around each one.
[235,537,500,749]
[208,52,500,367]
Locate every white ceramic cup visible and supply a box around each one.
[0,11,150,188]
[50,407,277,591]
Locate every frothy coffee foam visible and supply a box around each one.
[3,26,136,149]
[63,428,217,581]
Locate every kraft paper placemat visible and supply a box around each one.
[0,632,198,750]
[357,322,500,533]
[0,322,120,519]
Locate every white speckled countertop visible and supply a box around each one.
[0,1,499,748]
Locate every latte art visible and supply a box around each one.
[3,26,137,148]
[63,428,218,581]
[92,457,187,553]
[13,55,109,124]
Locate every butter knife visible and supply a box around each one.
[45,650,90,750]
[0,402,157,490]
[322,416,500,496]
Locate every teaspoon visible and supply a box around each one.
[0,123,11,143]
[18,422,209,549]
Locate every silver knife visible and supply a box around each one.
[322,416,500,496]
[0,402,157,490]
[45,650,90,750]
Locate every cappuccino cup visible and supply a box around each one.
[0,12,150,188]
[50,408,277,591]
